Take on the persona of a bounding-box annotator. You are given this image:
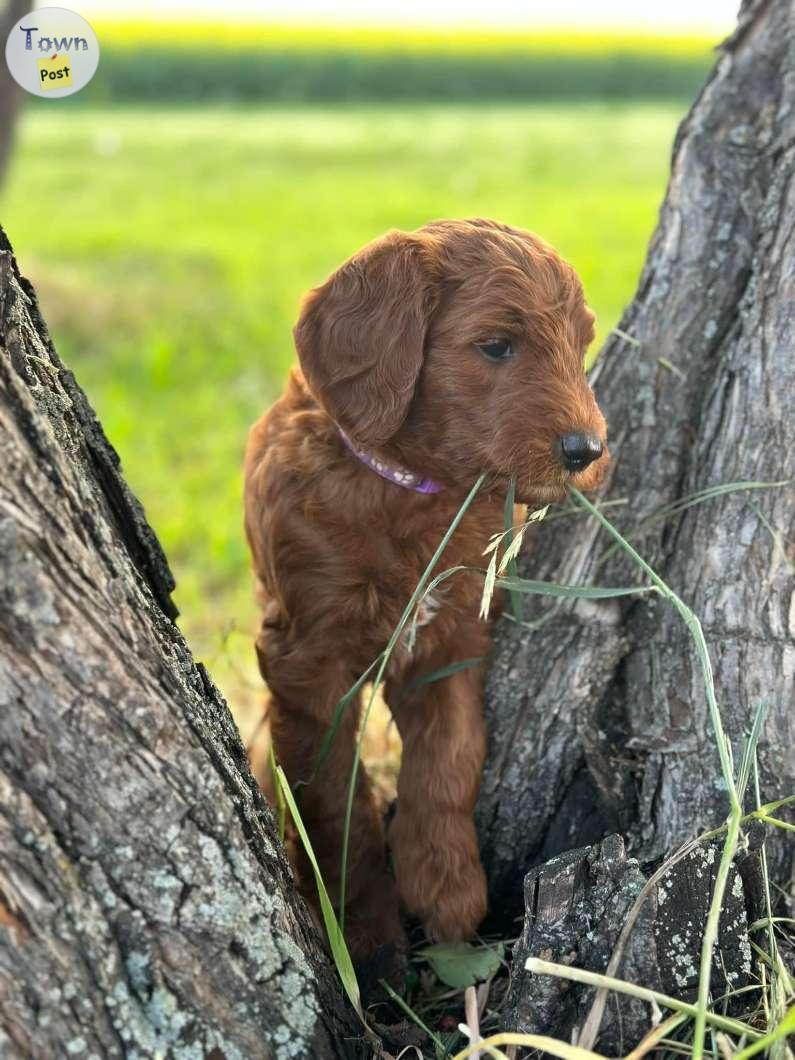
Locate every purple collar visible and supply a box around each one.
[338,429,442,494]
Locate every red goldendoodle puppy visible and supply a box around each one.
[244,218,608,964]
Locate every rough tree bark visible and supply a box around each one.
[477,0,794,1045]
[0,0,27,186]
[505,831,765,1052]
[0,230,365,1057]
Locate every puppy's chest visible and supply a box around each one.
[387,504,502,650]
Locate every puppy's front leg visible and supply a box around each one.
[385,634,489,941]
[258,635,404,962]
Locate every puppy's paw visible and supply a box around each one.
[390,812,487,942]
[424,859,488,943]
[355,941,408,1007]
[344,871,406,965]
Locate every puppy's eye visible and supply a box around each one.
[476,339,513,362]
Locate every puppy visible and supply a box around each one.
[244,218,608,962]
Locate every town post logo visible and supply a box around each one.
[5,7,99,98]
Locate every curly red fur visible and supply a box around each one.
[244,218,608,962]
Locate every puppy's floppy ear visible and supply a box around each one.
[582,305,597,347]
[294,230,440,447]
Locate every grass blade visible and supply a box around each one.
[495,575,653,599]
[752,759,793,1060]
[268,742,286,841]
[757,815,795,832]
[526,957,762,1040]
[503,476,524,623]
[735,700,767,804]
[624,1013,689,1058]
[397,656,486,705]
[378,978,446,1053]
[570,487,739,808]
[594,479,790,570]
[745,498,795,574]
[451,1032,608,1060]
[275,766,362,1019]
[732,1004,795,1059]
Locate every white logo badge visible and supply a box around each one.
[5,7,99,99]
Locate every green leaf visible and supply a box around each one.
[418,941,503,988]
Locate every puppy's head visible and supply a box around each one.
[294,218,608,502]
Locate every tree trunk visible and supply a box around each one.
[477,0,794,939]
[0,230,365,1057]
[0,0,27,186]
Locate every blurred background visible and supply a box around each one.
[0,0,738,771]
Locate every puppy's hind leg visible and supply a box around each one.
[258,635,404,965]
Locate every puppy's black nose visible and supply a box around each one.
[558,432,603,472]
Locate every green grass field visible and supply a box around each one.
[77,22,717,103]
[1,102,683,734]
